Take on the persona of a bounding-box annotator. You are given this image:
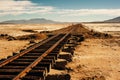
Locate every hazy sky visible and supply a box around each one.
[0,0,120,22]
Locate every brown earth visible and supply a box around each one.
[0,40,29,59]
[51,24,120,80]
[0,23,119,80]
[0,24,69,60]
[66,38,120,80]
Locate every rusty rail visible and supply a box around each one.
[0,34,58,67]
[13,33,70,80]
[0,27,77,80]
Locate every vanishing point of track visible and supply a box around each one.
[0,27,83,80]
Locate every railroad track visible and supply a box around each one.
[0,25,84,80]
[0,33,73,80]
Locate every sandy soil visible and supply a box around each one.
[83,23,120,32]
[66,38,120,80]
[0,23,120,80]
[0,24,70,36]
[105,31,120,37]
[0,40,29,59]
[0,24,69,59]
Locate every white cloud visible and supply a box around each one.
[0,0,54,15]
[0,0,120,17]
[55,9,120,16]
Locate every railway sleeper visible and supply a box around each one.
[44,56,56,62]
[19,56,39,59]
[6,62,31,66]
[41,59,54,65]
[13,52,18,56]
[13,59,35,62]
[0,69,23,75]
[55,44,64,48]
[0,66,47,71]
[32,67,48,77]
[49,51,59,54]
[24,53,42,56]
[47,40,61,43]
[30,49,48,53]
[45,55,57,60]
[43,42,57,45]
[37,62,51,72]
[52,47,61,50]
[0,58,6,62]
[33,67,47,71]
[12,59,55,66]
[49,52,59,54]
[0,75,15,79]
[52,47,61,51]
[48,54,58,60]
[21,75,45,80]
[48,53,58,57]
[60,40,68,43]
[0,65,27,69]
[48,39,63,42]
[15,55,57,63]
[50,50,60,53]
[7,56,12,59]
[35,45,51,49]
[26,70,46,77]
[66,43,77,46]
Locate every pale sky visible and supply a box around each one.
[0,0,120,22]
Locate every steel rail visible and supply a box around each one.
[0,34,59,67]
[13,33,70,80]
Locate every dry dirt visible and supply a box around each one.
[0,24,70,36]
[0,24,69,59]
[0,23,120,80]
[66,38,120,80]
[0,40,29,59]
[83,23,120,32]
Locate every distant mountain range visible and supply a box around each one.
[104,16,120,22]
[0,18,60,24]
[0,16,120,24]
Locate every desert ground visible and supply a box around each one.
[67,38,120,80]
[0,23,120,80]
[65,23,120,80]
[0,24,70,59]
[0,24,70,37]
[83,23,120,37]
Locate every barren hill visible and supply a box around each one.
[104,16,120,22]
[0,18,59,24]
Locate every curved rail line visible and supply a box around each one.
[0,32,73,80]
